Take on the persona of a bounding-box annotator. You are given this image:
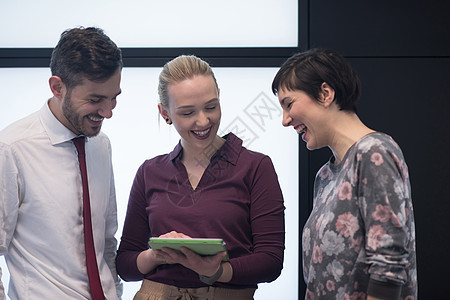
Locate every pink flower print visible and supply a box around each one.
[312,243,323,264]
[392,152,401,166]
[316,214,324,231]
[392,152,409,179]
[350,291,366,300]
[319,165,333,180]
[372,205,392,223]
[336,212,359,238]
[326,280,335,291]
[367,225,387,250]
[370,152,384,166]
[403,161,409,179]
[338,181,352,200]
[317,283,325,296]
[306,289,315,300]
[390,212,403,227]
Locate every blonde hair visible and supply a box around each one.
[158,55,218,107]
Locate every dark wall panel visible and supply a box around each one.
[309,0,450,56]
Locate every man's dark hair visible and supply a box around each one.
[272,48,361,112]
[50,27,123,89]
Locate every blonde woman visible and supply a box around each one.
[117,55,285,299]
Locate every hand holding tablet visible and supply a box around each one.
[149,237,229,261]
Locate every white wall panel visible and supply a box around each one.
[0,0,298,47]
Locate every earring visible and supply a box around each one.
[165,117,172,125]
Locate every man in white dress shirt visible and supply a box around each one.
[0,27,123,299]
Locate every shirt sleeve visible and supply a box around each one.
[228,156,285,285]
[357,141,414,286]
[0,143,20,299]
[116,164,150,281]
[103,139,123,298]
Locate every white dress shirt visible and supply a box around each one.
[0,101,122,299]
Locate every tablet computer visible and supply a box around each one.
[148,238,229,261]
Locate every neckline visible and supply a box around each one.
[330,131,381,168]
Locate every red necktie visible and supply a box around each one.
[73,137,105,300]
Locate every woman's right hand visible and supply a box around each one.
[136,231,191,274]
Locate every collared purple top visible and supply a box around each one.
[116,133,285,289]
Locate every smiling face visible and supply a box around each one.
[278,87,330,151]
[161,74,221,152]
[52,70,122,137]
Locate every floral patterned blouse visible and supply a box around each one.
[302,132,417,299]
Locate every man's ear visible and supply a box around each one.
[49,76,65,99]
[320,82,335,108]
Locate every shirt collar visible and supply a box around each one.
[40,100,79,145]
[168,132,242,165]
[168,142,183,161]
[214,132,241,165]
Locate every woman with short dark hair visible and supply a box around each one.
[273,48,417,300]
